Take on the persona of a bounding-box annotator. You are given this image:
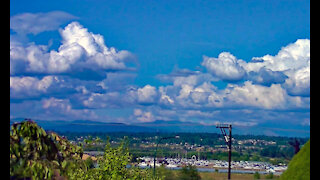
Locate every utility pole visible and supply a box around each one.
[216,124,232,180]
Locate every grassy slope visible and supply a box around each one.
[279,139,310,180]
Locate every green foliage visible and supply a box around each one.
[260,145,294,159]
[253,172,260,179]
[94,136,155,179]
[96,136,131,179]
[156,165,176,180]
[178,165,201,180]
[265,172,274,179]
[84,157,95,169]
[279,139,310,180]
[66,137,157,180]
[10,120,85,179]
[10,120,154,180]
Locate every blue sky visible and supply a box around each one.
[10,0,310,137]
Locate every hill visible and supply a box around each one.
[10,118,310,137]
[279,139,310,180]
[10,118,156,133]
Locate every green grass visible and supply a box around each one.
[159,169,280,180]
[279,139,310,180]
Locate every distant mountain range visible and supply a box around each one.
[133,120,220,133]
[10,118,310,137]
[10,118,220,133]
[10,118,155,133]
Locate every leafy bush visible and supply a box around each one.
[156,165,176,180]
[178,165,201,180]
[265,172,274,179]
[253,172,260,179]
[94,137,155,179]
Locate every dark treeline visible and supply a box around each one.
[58,131,308,147]
[57,131,308,164]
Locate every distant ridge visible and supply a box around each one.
[9,118,220,133]
[9,118,309,137]
[10,118,157,133]
[132,120,220,133]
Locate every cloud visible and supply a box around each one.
[246,67,288,86]
[174,82,217,107]
[242,39,310,96]
[10,75,107,100]
[201,52,246,81]
[74,84,159,109]
[283,65,310,96]
[98,72,137,91]
[200,39,310,96]
[81,92,122,109]
[249,39,310,72]
[58,22,133,70]
[156,72,308,110]
[10,76,53,98]
[213,81,307,109]
[10,11,78,35]
[224,81,289,109]
[10,97,98,121]
[156,66,203,83]
[172,73,215,87]
[159,86,175,106]
[136,85,158,104]
[10,21,134,77]
[41,97,98,120]
[10,76,75,99]
[133,109,155,122]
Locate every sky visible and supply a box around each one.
[10,0,310,137]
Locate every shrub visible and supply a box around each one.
[265,172,274,179]
[178,164,201,180]
[253,172,260,179]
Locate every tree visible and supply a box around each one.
[10,120,155,180]
[178,165,201,180]
[253,172,260,179]
[288,138,300,154]
[156,165,176,180]
[84,157,95,169]
[265,172,274,179]
[81,136,156,180]
[10,119,85,179]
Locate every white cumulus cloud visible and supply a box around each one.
[10,76,66,98]
[242,39,310,96]
[137,85,158,103]
[10,21,133,76]
[201,52,246,81]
